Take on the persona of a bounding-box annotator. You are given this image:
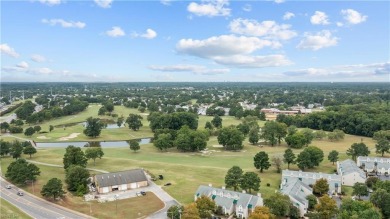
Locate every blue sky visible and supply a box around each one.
[1,0,389,82]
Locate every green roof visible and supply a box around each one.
[233,200,238,204]
[212,195,216,200]
[248,204,253,208]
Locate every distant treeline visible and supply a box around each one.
[0,102,22,116]
[276,104,390,137]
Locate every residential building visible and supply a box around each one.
[194,185,263,219]
[357,156,390,175]
[94,169,148,194]
[337,159,366,186]
[280,178,312,217]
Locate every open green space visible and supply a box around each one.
[0,198,32,219]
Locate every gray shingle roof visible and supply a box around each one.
[280,178,312,206]
[95,169,147,187]
[338,159,366,179]
[357,156,390,171]
[282,170,341,193]
[194,185,262,210]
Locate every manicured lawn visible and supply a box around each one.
[0,198,32,219]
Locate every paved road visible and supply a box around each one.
[0,113,17,123]
[0,177,92,219]
[146,181,180,219]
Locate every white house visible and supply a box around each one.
[280,178,312,217]
[337,159,366,186]
[194,185,263,219]
[357,156,390,175]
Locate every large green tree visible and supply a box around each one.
[65,165,90,192]
[217,127,245,151]
[24,127,35,136]
[248,126,260,145]
[23,145,37,158]
[240,172,261,193]
[370,188,390,218]
[83,117,105,138]
[328,150,339,165]
[352,182,368,199]
[346,142,370,161]
[211,115,222,128]
[261,121,287,146]
[5,159,40,185]
[296,146,324,170]
[254,151,271,173]
[315,195,338,219]
[126,114,143,131]
[167,205,184,219]
[313,178,329,196]
[283,149,296,169]
[225,166,243,191]
[154,133,173,151]
[285,132,307,149]
[195,195,216,218]
[10,141,23,159]
[63,145,88,169]
[129,140,140,152]
[85,147,104,166]
[339,199,382,219]
[0,140,11,157]
[375,138,390,157]
[264,193,292,217]
[41,178,66,200]
[0,122,10,132]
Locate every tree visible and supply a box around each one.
[313,178,329,196]
[375,138,390,157]
[65,165,90,192]
[339,198,382,219]
[5,159,40,185]
[33,125,41,133]
[49,125,54,132]
[271,156,283,173]
[98,106,107,115]
[182,203,200,219]
[352,182,368,199]
[365,176,379,188]
[249,206,275,219]
[314,195,338,219]
[283,149,296,169]
[241,172,261,193]
[306,194,317,210]
[285,132,307,149]
[23,145,37,158]
[217,127,245,151]
[374,180,390,193]
[117,116,124,127]
[346,142,370,161]
[261,121,287,146]
[0,122,10,132]
[41,178,66,200]
[249,126,260,145]
[211,115,222,128]
[167,205,184,219]
[296,146,324,170]
[126,114,143,131]
[85,147,104,166]
[129,140,140,152]
[370,188,390,218]
[264,193,291,217]
[315,130,327,140]
[10,141,23,159]
[195,195,216,218]
[225,166,243,191]
[204,121,213,130]
[83,117,105,138]
[327,150,339,165]
[63,145,88,169]
[254,152,271,173]
[0,140,11,157]
[154,133,173,151]
[24,127,35,136]
[301,128,315,146]
[287,125,298,136]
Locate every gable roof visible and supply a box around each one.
[95,169,147,187]
[195,185,262,210]
[338,159,366,179]
[280,178,312,206]
[357,156,390,170]
[282,170,341,193]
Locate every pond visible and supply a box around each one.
[55,120,125,129]
[35,138,152,148]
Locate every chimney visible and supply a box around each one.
[242,190,246,193]
[257,193,261,198]
[222,186,225,190]
[208,184,212,187]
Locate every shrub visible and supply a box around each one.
[266,183,271,187]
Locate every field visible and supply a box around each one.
[0,198,32,219]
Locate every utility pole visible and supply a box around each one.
[22,90,25,100]
[9,91,12,103]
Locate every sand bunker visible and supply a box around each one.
[37,136,51,139]
[212,145,224,148]
[58,133,81,141]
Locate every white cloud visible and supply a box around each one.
[310,11,330,25]
[141,29,157,39]
[284,68,327,76]
[177,35,280,58]
[0,44,19,58]
[336,22,344,27]
[32,67,53,75]
[42,19,86,29]
[229,19,297,40]
[31,54,46,62]
[341,9,367,24]
[187,0,231,17]
[297,30,338,51]
[94,0,113,8]
[105,26,125,37]
[274,0,285,3]
[283,12,295,20]
[212,54,293,68]
[160,0,172,5]
[16,61,29,69]
[149,64,229,75]
[38,0,61,6]
[242,4,252,12]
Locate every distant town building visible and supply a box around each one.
[194,185,263,219]
[94,169,148,194]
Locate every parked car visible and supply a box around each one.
[6,185,11,189]
[164,182,172,186]
[140,191,146,196]
[17,191,24,196]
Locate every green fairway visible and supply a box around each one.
[0,198,32,219]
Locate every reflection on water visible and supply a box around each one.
[35,138,151,148]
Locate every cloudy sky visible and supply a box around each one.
[1,0,389,82]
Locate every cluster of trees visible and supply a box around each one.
[276,104,390,137]
[373,130,390,157]
[168,196,216,219]
[263,192,300,218]
[24,125,42,136]
[224,166,261,193]
[261,121,287,146]
[5,159,40,185]
[0,140,36,159]
[126,114,143,131]
[148,112,198,132]
[83,117,106,138]
[98,101,114,116]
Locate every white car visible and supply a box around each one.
[5,185,11,189]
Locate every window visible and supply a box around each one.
[299,178,302,181]
[238,205,243,212]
